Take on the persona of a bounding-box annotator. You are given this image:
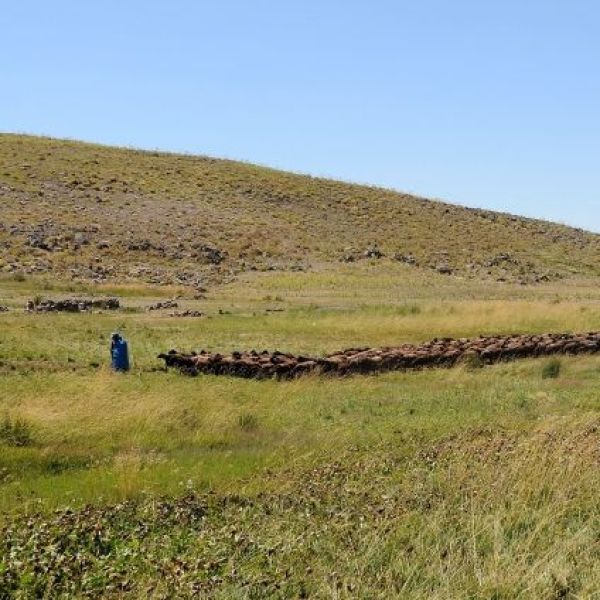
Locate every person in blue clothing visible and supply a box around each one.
[110,332,130,372]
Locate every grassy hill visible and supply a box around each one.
[1,133,598,289]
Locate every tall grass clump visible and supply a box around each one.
[0,414,34,447]
[461,351,484,371]
[542,357,562,379]
[238,412,259,432]
[397,303,421,316]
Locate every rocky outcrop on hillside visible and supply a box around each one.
[25,297,120,312]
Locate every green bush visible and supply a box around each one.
[542,358,562,379]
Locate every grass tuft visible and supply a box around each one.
[238,412,259,432]
[542,358,562,379]
[461,351,484,370]
[0,414,34,447]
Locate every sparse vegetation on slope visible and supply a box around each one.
[1,134,598,289]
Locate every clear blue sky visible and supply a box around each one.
[2,0,599,231]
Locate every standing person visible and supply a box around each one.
[110,332,130,372]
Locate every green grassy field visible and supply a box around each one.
[2,266,600,597]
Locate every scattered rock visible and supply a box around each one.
[341,245,384,262]
[484,253,518,268]
[147,299,179,311]
[394,253,417,265]
[192,244,226,265]
[73,232,90,246]
[127,239,155,252]
[169,310,204,318]
[27,232,53,251]
[364,245,384,259]
[25,297,120,313]
[436,263,453,275]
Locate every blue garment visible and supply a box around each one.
[111,337,130,371]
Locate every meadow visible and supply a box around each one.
[2,265,600,597]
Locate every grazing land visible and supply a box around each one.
[2,266,600,598]
[1,136,600,598]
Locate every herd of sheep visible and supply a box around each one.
[159,331,600,379]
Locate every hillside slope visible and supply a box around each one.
[1,134,598,288]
